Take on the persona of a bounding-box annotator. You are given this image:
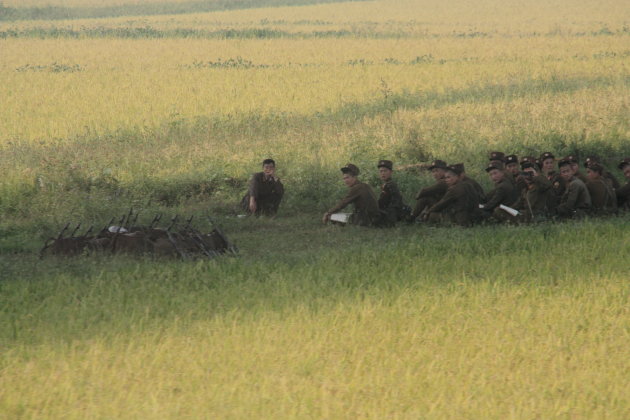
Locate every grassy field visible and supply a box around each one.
[1,0,630,418]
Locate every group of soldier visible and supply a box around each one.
[242,153,630,227]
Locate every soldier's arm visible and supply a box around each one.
[416,182,446,200]
[327,185,361,214]
[248,173,262,198]
[483,184,507,211]
[428,187,457,213]
[532,174,552,191]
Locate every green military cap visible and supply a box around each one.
[427,159,448,170]
[540,152,555,161]
[563,155,579,164]
[485,162,504,172]
[583,155,601,168]
[452,162,465,173]
[521,161,537,170]
[558,159,572,168]
[489,151,505,162]
[618,157,630,170]
[586,162,603,174]
[520,156,540,169]
[377,159,393,170]
[341,163,360,176]
[504,154,519,165]
[446,164,464,175]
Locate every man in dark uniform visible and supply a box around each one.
[556,159,591,218]
[616,158,630,211]
[585,162,617,215]
[584,155,620,190]
[508,161,555,222]
[540,151,564,205]
[411,159,448,221]
[241,158,284,216]
[323,163,381,227]
[504,154,520,177]
[454,163,486,203]
[481,162,519,219]
[425,164,481,227]
[564,155,588,183]
[377,160,406,225]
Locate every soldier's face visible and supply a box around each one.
[488,169,504,183]
[343,173,357,187]
[586,168,600,180]
[262,163,275,177]
[506,162,519,175]
[560,166,573,181]
[624,166,630,179]
[431,168,445,180]
[570,162,579,174]
[378,167,393,181]
[444,171,459,187]
[542,158,555,173]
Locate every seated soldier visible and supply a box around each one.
[556,159,592,218]
[564,155,588,183]
[504,154,520,177]
[377,160,406,226]
[584,155,620,190]
[411,159,448,221]
[540,151,565,200]
[241,158,284,216]
[454,162,486,203]
[481,162,519,219]
[585,162,617,215]
[617,158,630,211]
[506,161,555,222]
[425,164,481,227]
[323,163,381,227]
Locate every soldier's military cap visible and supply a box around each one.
[521,161,537,170]
[586,162,603,174]
[583,155,601,168]
[504,154,519,165]
[485,162,504,172]
[489,151,505,162]
[558,159,572,168]
[563,155,579,164]
[341,163,360,176]
[540,152,555,162]
[427,159,448,170]
[446,164,464,175]
[377,160,393,170]
[617,157,630,170]
[520,156,540,169]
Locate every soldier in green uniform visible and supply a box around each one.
[454,163,486,203]
[616,158,630,211]
[539,151,564,206]
[481,162,519,219]
[585,162,617,215]
[377,160,406,226]
[556,159,592,218]
[584,155,620,190]
[411,159,448,221]
[564,155,588,183]
[323,163,381,227]
[507,161,555,222]
[425,164,481,227]
[241,158,284,216]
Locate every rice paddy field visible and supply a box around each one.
[1,0,630,418]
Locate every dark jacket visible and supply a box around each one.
[328,181,380,226]
[586,178,617,214]
[484,177,519,212]
[379,179,405,224]
[241,172,284,216]
[617,181,630,210]
[557,177,591,216]
[428,181,480,226]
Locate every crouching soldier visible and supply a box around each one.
[323,163,381,227]
[556,159,591,218]
[508,162,555,222]
[241,158,284,216]
[481,162,519,220]
[377,160,408,226]
[617,158,630,211]
[585,162,617,215]
[411,159,448,221]
[425,164,481,227]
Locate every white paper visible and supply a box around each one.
[330,213,351,224]
[499,204,521,217]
